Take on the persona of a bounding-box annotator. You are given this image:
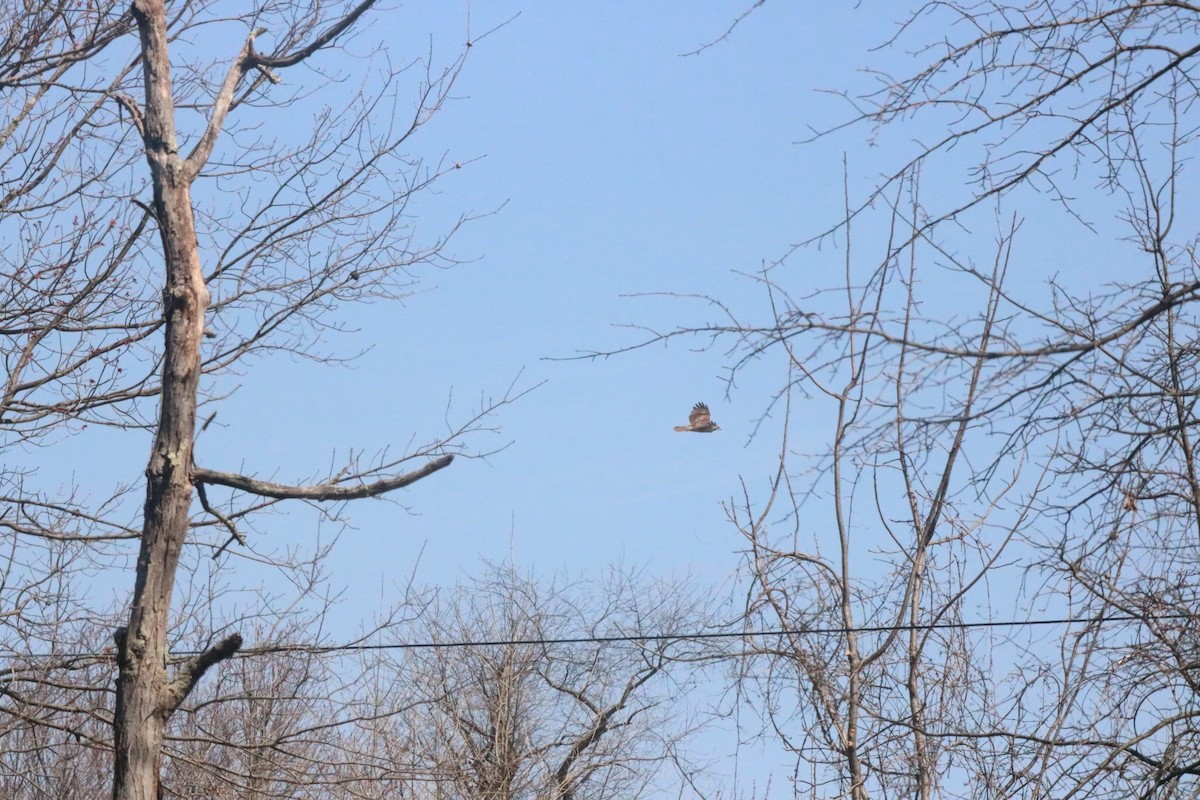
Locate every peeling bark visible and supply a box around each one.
[112,2,212,798]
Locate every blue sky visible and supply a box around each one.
[186,2,886,593]
[14,2,907,638]
[26,2,1141,603]
[178,0,1126,628]
[17,0,1139,688]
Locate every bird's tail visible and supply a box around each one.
[673,426,688,432]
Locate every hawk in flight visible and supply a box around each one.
[674,402,720,433]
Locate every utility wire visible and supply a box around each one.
[4,611,1185,665]
[234,611,1185,657]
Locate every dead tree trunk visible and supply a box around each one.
[109,1,456,795]
[112,2,218,798]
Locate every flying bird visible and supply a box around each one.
[674,402,720,433]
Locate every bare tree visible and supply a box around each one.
[88,565,714,800]
[156,610,431,800]
[1,1,518,797]
[684,182,1024,800]
[599,2,1200,798]
[382,565,717,800]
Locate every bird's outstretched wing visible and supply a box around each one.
[675,402,719,432]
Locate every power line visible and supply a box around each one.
[2,612,1184,666]
[233,611,1184,657]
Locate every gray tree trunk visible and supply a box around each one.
[108,2,449,795]
[112,2,213,798]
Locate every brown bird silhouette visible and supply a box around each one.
[674,402,720,433]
